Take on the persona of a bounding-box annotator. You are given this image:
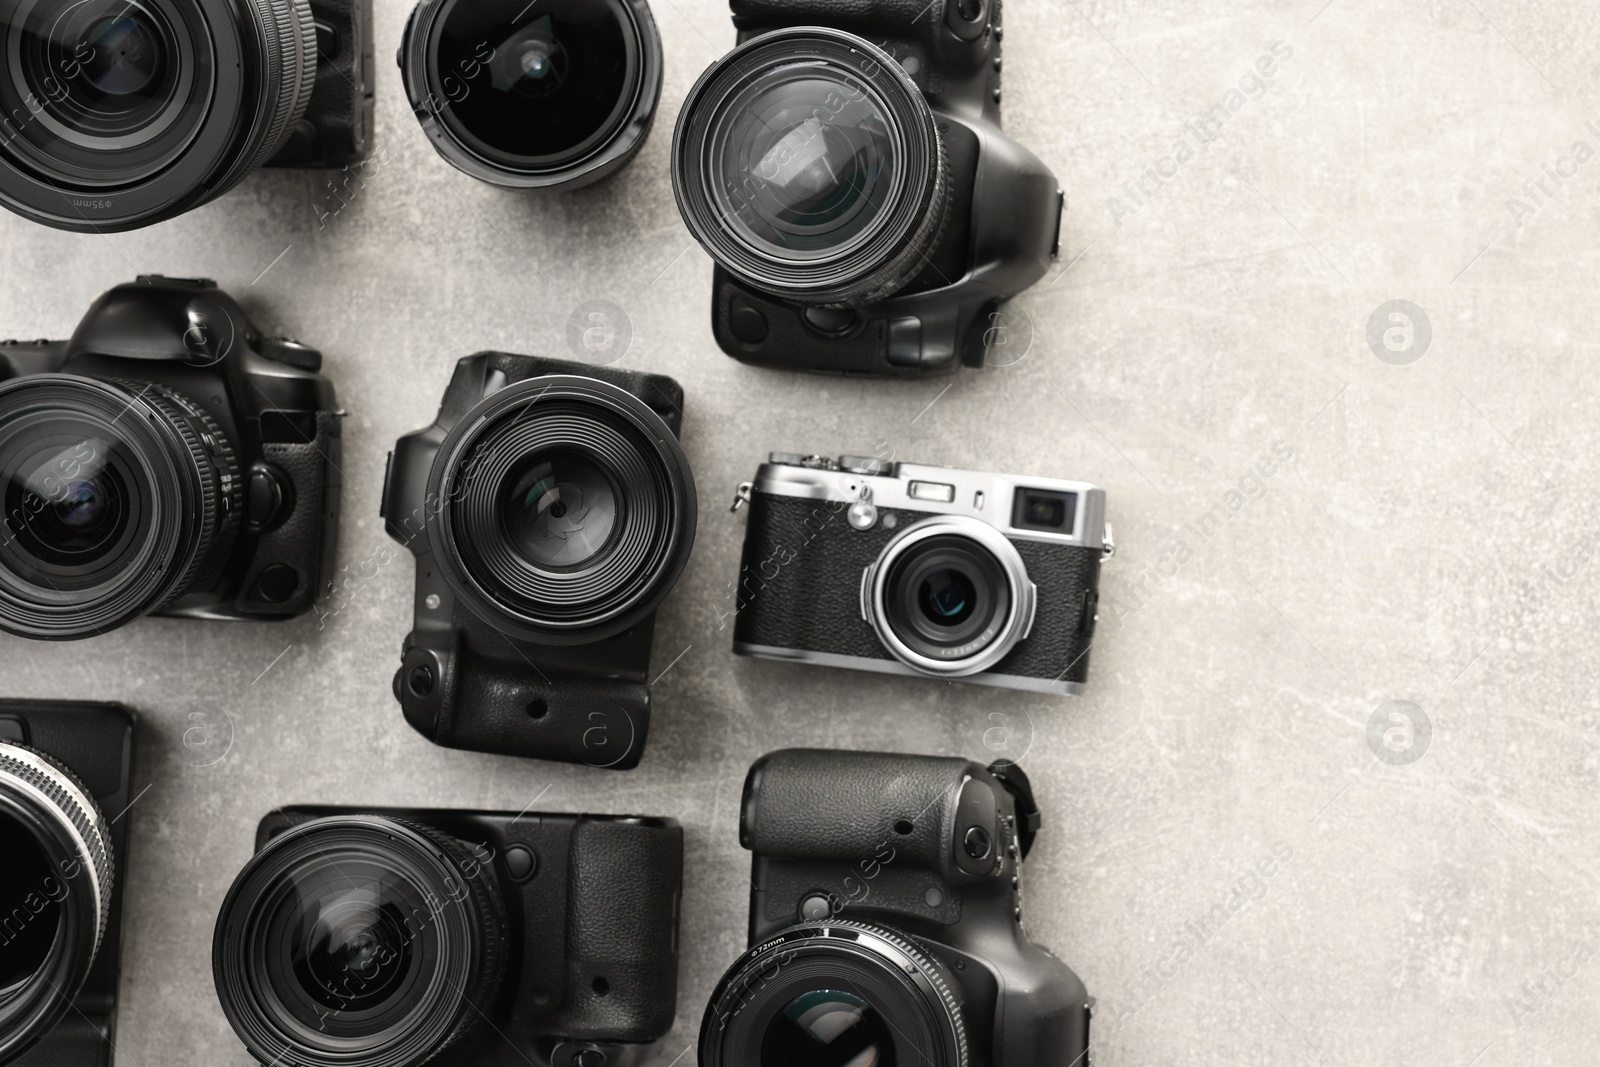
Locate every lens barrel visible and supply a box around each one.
[0,741,115,1063]
[673,27,947,308]
[213,815,507,1067]
[701,921,968,1067]
[866,516,1035,677]
[426,374,695,644]
[0,374,241,639]
[401,0,662,189]
[0,0,318,231]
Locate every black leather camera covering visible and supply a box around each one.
[258,806,683,1060]
[0,701,136,1067]
[733,492,1101,685]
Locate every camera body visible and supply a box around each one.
[267,0,376,169]
[383,353,693,769]
[0,277,342,627]
[710,0,1062,376]
[732,454,1111,694]
[703,749,1090,1066]
[0,699,135,1067]
[248,805,682,1067]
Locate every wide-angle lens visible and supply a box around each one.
[402,0,662,188]
[213,816,505,1067]
[701,923,966,1067]
[429,375,695,642]
[0,375,240,639]
[0,742,115,1063]
[673,28,946,307]
[868,517,1034,677]
[0,0,319,231]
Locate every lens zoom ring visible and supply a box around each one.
[115,383,242,607]
[395,820,508,1057]
[0,743,114,956]
[824,920,970,1067]
[223,0,318,190]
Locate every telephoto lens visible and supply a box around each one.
[0,0,373,231]
[0,740,116,1062]
[400,0,662,190]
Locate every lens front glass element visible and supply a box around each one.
[761,989,896,1067]
[883,534,1007,659]
[710,70,896,261]
[1,0,209,184]
[501,451,620,569]
[257,854,434,1039]
[432,0,638,170]
[0,816,62,996]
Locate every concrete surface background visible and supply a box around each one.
[3,0,1599,1063]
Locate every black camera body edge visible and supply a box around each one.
[264,0,376,169]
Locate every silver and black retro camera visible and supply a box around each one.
[730,453,1113,694]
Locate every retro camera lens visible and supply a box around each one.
[673,28,947,307]
[0,0,318,231]
[428,375,695,643]
[0,375,240,639]
[401,0,663,189]
[0,742,115,1063]
[214,816,506,1067]
[868,517,1034,677]
[701,923,967,1067]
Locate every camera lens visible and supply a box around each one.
[673,28,947,307]
[401,0,662,189]
[701,922,967,1067]
[428,375,695,643]
[868,517,1035,677]
[0,375,240,639]
[0,742,115,1063]
[0,0,318,231]
[214,815,506,1067]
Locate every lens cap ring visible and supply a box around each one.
[866,515,1035,677]
[0,742,114,1063]
[701,920,969,1067]
[213,815,507,1067]
[672,27,947,307]
[426,374,696,644]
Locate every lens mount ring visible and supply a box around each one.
[0,741,114,1063]
[672,26,947,307]
[213,815,507,1067]
[866,515,1035,677]
[425,374,696,644]
[700,920,969,1067]
[400,0,663,190]
[0,374,240,639]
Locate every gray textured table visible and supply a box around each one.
[3,0,1598,1063]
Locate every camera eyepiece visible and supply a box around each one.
[426,374,695,643]
[401,0,662,189]
[0,374,241,639]
[672,27,948,307]
[865,516,1035,677]
[213,815,506,1067]
[0,0,320,230]
[701,921,968,1067]
[0,741,115,1063]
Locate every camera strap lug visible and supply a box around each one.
[731,481,753,512]
[1100,522,1116,560]
[987,761,1042,858]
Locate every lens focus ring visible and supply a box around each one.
[221,0,318,189]
[0,743,114,955]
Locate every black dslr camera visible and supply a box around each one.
[0,276,341,640]
[731,453,1112,695]
[214,806,683,1067]
[0,0,374,231]
[0,699,135,1067]
[383,353,697,770]
[672,0,1062,376]
[701,749,1091,1067]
